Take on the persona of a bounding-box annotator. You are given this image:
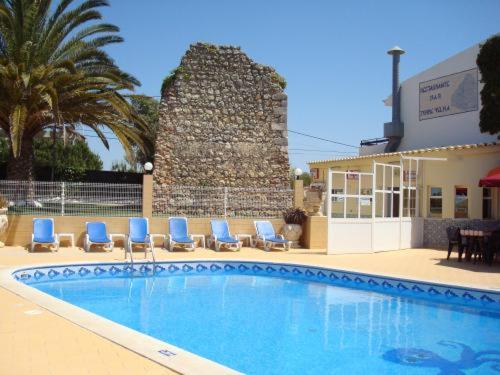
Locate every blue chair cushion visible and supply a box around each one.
[33,235,55,243]
[217,236,239,244]
[87,222,111,243]
[266,236,288,244]
[33,219,55,243]
[130,234,149,243]
[211,220,231,238]
[172,235,194,244]
[129,218,149,243]
[256,221,277,238]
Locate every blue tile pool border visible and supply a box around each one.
[12,260,500,312]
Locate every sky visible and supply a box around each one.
[84,0,500,170]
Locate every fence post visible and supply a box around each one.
[61,181,65,216]
[142,174,153,219]
[293,179,304,208]
[223,187,228,218]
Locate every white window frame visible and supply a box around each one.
[454,186,469,219]
[329,171,373,219]
[373,162,401,218]
[428,186,443,218]
[482,187,492,219]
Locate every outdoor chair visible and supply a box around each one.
[31,218,59,252]
[254,220,290,252]
[446,226,463,261]
[484,230,500,266]
[209,220,241,252]
[167,217,195,251]
[127,217,156,261]
[84,222,114,252]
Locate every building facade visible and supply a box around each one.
[309,41,499,249]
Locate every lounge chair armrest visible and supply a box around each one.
[278,234,285,240]
[54,233,59,242]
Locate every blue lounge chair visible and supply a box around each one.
[254,220,290,251]
[127,217,155,260]
[168,217,196,251]
[31,218,59,252]
[84,222,114,252]
[210,220,241,251]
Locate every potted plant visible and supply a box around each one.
[282,207,307,246]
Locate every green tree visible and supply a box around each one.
[126,95,159,171]
[0,136,102,180]
[0,0,148,181]
[477,35,500,135]
[34,137,102,181]
[111,159,135,173]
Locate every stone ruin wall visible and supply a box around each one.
[153,43,290,188]
[152,43,291,216]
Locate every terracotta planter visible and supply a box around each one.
[282,223,303,242]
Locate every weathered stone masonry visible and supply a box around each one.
[153,43,290,189]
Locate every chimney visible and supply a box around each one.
[384,46,405,152]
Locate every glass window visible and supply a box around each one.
[454,187,468,218]
[360,197,372,218]
[332,188,344,202]
[403,189,416,217]
[429,187,442,218]
[375,192,384,218]
[331,197,344,218]
[346,197,359,218]
[392,188,400,218]
[483,188,492,219]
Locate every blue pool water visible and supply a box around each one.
[22,264,500,374]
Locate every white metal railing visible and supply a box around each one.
[0,180,142,216]
[153,185,293,218]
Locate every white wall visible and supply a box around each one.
[397,44,497,151]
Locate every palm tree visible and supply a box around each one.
[0,0,148,180]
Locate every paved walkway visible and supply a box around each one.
[1,245,499,374]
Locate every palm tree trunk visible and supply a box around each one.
[6,138,35,181]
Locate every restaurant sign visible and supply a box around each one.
[419,68,478,121]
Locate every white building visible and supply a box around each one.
[309,40,499,253]
[360,42,497,156]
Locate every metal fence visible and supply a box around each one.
[0,180,142,216]
[153,185,293,218]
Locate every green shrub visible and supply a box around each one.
[272,72,287,90]
[161,66,189,95]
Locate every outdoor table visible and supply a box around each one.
[459,229,492,264]
[236,234,254,247]
[58,233,74,248]
[191,234,206,248]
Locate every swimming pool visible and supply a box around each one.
[11,261,500,374]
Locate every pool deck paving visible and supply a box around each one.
[0,245,499,374]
